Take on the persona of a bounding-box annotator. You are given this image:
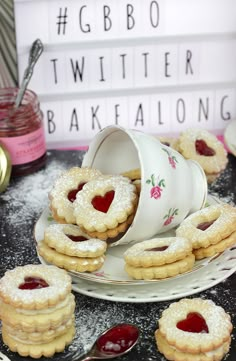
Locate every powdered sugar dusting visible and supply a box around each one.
[0,150,235,361]
[1,159,68,228]
[44,224,107,256]
[0,265,71,309]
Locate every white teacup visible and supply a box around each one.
[82,126,208,246]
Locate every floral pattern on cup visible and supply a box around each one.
[146,174,165,200]
[163,208,178,226]
[162,148,178,169]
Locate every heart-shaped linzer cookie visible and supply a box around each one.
[177,312,209,333]
[92,190,115,213]
[19,277,49,290]
[195,139,215,156]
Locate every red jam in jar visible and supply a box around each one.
[0,88,46,177]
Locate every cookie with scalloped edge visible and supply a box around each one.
[193,229,236,260]
[124,237,193,268]
[176,203,236,250]
[2,324,75,359]
[38,241,105,273]
[73,175,138,239]
[156,298,232,358]
[0,291,75,333]
[177,128,228,181]
[0,264,72,310]
[43,223,107,258]
[125,254,195,280]
[49,167,103,224]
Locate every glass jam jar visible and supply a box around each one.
[0,88,46,177]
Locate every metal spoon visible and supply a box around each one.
[14,39,43,109]
[74,323,140,361]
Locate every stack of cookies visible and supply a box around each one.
[176,203,236,259]
[38,224,107,273]
[155,298,233,361]
[124,237,195,280]
[0,264,75,358]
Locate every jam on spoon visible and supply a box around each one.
[75,323,139,361]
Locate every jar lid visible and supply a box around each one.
[0,143,12,192]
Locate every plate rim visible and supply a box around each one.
[34,194,222,286]
[34,194,236,302]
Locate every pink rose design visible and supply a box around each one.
[150,185,162,199]
[168,157,176,169]
[146,174,165,200]
[164,216,174,226]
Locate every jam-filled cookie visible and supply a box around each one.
[43,224,107,258]
[177,128,228,183]
[48,167,102,224]
[155,298,233,361]
[38,241,105,273]
[176,203,236,259]
[73,175,138,240]
[0,265,75,358]
[124,237,195,280]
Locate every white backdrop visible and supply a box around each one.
[14,0,236,148]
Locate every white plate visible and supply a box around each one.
[34,195,236,302]
[224,120,236,156]
[71,245,236,302]
[35,208,221,285]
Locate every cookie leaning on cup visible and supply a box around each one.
[73,175,138,241]
[155,298,233,361]
[0,264,75,358]
[48,167,103,224]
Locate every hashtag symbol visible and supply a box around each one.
[57,7,68,35]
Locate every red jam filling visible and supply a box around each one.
[96,324,139,355]
[146,246,169,252]
[177,312,209,333]
[67,182,86,202]
[197,220,215,231]
[195,139,215,156]
[19,277,49,290]
[92,190,115,213]
[66,234,88,242]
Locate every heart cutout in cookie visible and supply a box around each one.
[146,246,169,252]
[197,220,215,231]
[66,234,88,242]
[195,139,215,156]
[19,277,49,290]
[177,312,209,333]
[92,190,115,213]
[68,182,86,202]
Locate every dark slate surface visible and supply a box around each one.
[0,150,235,361]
